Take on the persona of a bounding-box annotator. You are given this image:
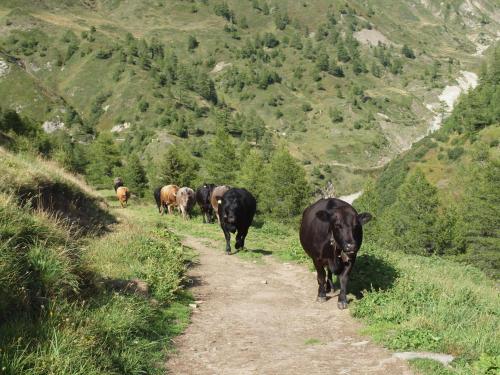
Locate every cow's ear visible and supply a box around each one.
[316,210,331,222]
[358,212,372,225]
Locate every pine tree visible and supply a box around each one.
[119,154,149,197]
[381,169,439,255]
[336,40,350,62]
[85,133,122,186]
[402,44,415,59]
[151,145,199,188]
[316,52,329,72]
[261,147,310,219]
[206,128,238,184]
[237,149,266,203]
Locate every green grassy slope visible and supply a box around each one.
[0,149,193,374]
[0,0,498,192]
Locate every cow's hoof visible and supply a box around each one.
[226,250,231,255]
[317,296,327,303]
[337,301,348,310]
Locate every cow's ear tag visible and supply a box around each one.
[217,199,222,204]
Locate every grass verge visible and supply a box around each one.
[0,154,194,374]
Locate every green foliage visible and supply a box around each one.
[85,133,122,187]
[402,44,416,59]
[443,47,500,136]
[149,145,199,188]
[237,149,265,204]
[329,107,343,123]
[378,169,439,255]
[205,128,238,185]
[352,243,499,374]
[459,159,500,277]
[187,35,199,51]
[447,146,464,160]
[115,154,149,197]
[260,147,310,220]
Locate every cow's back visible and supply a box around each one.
[161,185,179,204]
[196,184,214,205]
[211,185,230,209]
[177,187,195,207]
[116,186,129,201]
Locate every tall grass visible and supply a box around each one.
[0,151,193,374]
[351,243,499,374]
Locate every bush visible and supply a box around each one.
[447,146,464,160]
[302,103,313,112]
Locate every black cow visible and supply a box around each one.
[299,198,372,309]
[153,187,162,213]
[196,183,216,223]
[113,177,124,192]
[218,188,256,254]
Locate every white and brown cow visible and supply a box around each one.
[176,187,195,220]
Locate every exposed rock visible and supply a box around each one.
[211,61,232,73]
[42,119,65,133]
[111,122,131,133]
[354,29,392,46]
[393,352,454,367]
[0,59,10,78]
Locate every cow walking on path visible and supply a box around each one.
[116,186,130,208]
[176,187,196,220]
[299,198,372,309]
[211,185,230,224]
[218,188,256,254]
[196,184,216,223]
[160,185,180,215]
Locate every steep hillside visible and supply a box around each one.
[356,47,500,277]
[0,0,498,192]
[0,149,193,374]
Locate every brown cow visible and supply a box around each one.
[176,187,195,220]
[211,185,230,224]
[160,185,179,215]
[116,186,130,208]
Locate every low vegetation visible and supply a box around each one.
[0,150,193,374]
[356,50,500,278]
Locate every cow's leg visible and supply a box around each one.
[337,260,354,309]
[235,227,248,250]
[313,260,327,302]
[202,210,207,223]
[167,204,172,215]
[221,225,231,254]
[326,267,335,293]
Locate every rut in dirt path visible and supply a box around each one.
[166,236,412,375]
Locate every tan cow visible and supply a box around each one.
[210,185,230,224]
[116,186,130,208]
[160,185,179,215]
[176,187,195,220]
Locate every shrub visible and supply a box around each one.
[447,146,464,160]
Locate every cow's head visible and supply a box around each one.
[220,197,238,232]
[316,202,372,259]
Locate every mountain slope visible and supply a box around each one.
[0,0,499,192]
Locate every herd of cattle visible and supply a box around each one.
[113,178,372,309]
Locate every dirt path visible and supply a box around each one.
[166,236,412,375]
